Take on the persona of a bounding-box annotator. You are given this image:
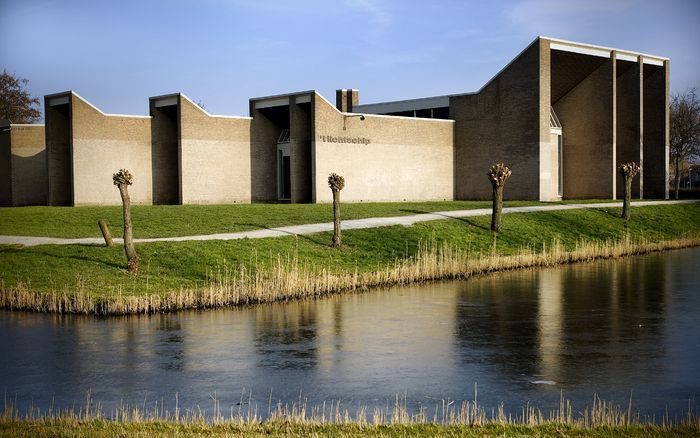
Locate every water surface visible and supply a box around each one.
[2,248,699,420]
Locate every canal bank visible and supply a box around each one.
[1,202,699,314]
[2,247,700,432]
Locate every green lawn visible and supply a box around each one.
[1,203,698,300]
[0,200,629,239]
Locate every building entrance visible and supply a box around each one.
[277,130,291,201]
[550,107,563,198]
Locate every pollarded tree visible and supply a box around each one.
[619,162,640,221]
[0,69,41,123]
[487,163,512,232]
[670,88,700,199]
[328,173,345,248]
[113,169,139,273]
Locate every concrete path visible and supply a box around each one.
[1,200,697,247]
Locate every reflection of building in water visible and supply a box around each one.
[537,269,563,382]
[454,270,541,378]
[323,285,459,383]
[452,257,673,387]
[154,315,185,371]
[538,256,670,386]
[252,301,319,370]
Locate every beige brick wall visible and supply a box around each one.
[0,124,12,206]
[70,94,153,205]
[312,93,454,203]
[179,96,252,204]
[4,125,47,206]
[554,58,616,199]
[451,40,549,201]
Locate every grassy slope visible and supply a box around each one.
[0,421,697,437]
[0,200,623,239]
[0,203,698,299]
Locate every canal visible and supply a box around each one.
[1,247,699,421]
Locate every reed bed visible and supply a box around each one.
[2,234,700,315]
[1,391,698,431]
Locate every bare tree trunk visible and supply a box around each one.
[118,184,139,273]
[622,177,633,220]
[491,185,504,232]
[98,220,113,247]
[332,189,342,247]
[674,157,681,200]
[619,162,640,220]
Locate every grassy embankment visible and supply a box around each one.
[1,393,698,437]
[3,421,698,437]
[1,201,699,314]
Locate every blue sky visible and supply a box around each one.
[1,0,698,117]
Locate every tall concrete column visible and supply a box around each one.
[290,96,312,203]
[615,56,643,198]
[612,51,617,199]
[538,38,556,201]
[149,97,180,205]
[642,60,670,199]
[45,95,74,206]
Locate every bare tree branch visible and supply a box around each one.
[670,88,700,199]
[0,69,41,123]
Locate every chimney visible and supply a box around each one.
[335,89,359,112]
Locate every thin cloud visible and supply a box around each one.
[344,0,392,31]
[505,0,640,35]
[360,45,443,69]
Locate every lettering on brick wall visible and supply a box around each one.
[319,135,370,145]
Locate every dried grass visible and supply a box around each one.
[2,235,699,315]
[2,390,698,429]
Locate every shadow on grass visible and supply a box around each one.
[32,245,125,270]
[399,209,491,231]
[583,206,621,219]
[238,223,330,247]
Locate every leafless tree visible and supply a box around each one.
[670,88,700,199]
[0,69,41,123]
[487,163,511,232]
[328,173,345,248]
[619,162,640,220]
[113,169,139,273]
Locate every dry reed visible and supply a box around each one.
[1,390,698,430]
[2,235,700,315]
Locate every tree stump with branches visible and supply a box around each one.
[487,163,512,232]
[620,162,640,221]
[328,173,345,248]
[113,169,139,273]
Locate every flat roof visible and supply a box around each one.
[355,36,668,115]
[355,95,452,114]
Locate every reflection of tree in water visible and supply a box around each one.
[453,255,670,387]
[154,315,184,371]
[253,301,318,370]
[453,270,541,379]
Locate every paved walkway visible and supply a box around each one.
[1,200,696,247]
